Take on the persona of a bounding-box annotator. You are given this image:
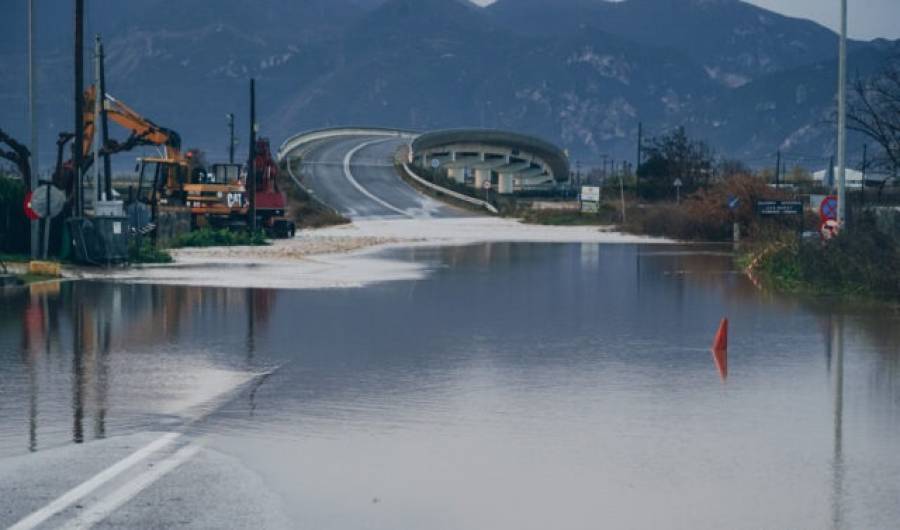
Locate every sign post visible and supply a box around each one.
[673,178,683,204]
[819,195,839,240]
[580,186,600,214]
[756,199,805,239]
[728,195,741,243]
[755,200,803,216]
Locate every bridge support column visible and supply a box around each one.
[447,167,466,183]
[498,172,514,194]
[474,168,490,189]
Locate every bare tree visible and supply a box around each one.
[848,58,900,175]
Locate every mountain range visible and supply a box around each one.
[1,0,897,170]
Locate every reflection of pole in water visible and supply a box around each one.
[93,315,111,439]
[246,288,256,364]
[23,296,41,452]
[830,316,845,530]
[635,245,642,294]
[72,293,86,444]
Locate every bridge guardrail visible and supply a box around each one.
[276,127,418,162]
[401,162,498,215]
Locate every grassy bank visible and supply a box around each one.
[746,226,900,302]
[128,228,269,264]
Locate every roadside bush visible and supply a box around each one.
[0,174,29,254]
[128,239,173,264]
[172,228,268,248]
[624,173,795,241]
[755,218,900,300]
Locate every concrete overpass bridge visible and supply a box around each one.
[410,129,570,195]
[277,128,570,220]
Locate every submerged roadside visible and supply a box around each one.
[70,217,673,290]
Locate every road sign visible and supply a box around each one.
[819,195,838,222]
[25,185,66,219]
[482,180,491,190]
[756,200,803,216]
[23,192,39,220]
[673,178,683,188]
[580,186,600,202]
[727,195,740,210]
[430,158,440,169]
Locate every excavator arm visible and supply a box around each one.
[83,85,183,162]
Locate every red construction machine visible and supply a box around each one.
[251,138,295,238]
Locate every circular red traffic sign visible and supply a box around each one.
[23,191,39,221]
[819,195,838,222]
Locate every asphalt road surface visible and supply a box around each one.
[287,134,468,220]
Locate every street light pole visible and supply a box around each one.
[27,0,39,258]
[227,113,235,164]
[836,0,848,226]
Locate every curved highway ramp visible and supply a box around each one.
[281,132,471,220]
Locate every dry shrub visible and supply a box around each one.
[626,174,794,241]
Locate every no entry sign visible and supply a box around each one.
[819,195,838,222]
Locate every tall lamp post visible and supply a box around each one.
[27,0,39,258]
[836,0,848,227]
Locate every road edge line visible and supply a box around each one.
[57,443,203,530]
[7,432,180,530]
[342,139,413,218]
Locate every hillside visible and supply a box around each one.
[0,0,896,170]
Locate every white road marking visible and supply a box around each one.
[7,432,181,530]
[342,139,413,218]
[57,443,203,530]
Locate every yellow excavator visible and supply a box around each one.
[83,86,247,228]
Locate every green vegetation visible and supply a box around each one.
[0,253,30,263]
[0,174,29,254]
[128,239,173,264]
[637,127,714,200]
[16,273,59,285]
[172,227,269,248]
[749,222,900,302]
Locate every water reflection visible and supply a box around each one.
[1,242,898,529]
[830,316,845,530]
[2,282,278,455]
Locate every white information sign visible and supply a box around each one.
[581,186,600,202]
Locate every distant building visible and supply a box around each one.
[812,167,893,189]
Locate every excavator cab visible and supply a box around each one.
[135,157,188,205]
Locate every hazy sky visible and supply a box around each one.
[470,0,900,41]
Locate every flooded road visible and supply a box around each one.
[2,242,899,529]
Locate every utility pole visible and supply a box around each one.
[248,79,257,233]
[92,36,102,205]
[227,113,235,164]
[775,150,781,189]
[73,0,85,217]
[861,143,868,206]
[828,155,835,189]
[861,144,868,183]
[636,121,642,199]
[836,0,848,226]
[27,0,39,258]
[618,163,627,224]
[97,36,112,201]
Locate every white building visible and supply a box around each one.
[812,167,865,189]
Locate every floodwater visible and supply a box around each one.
[1,242,899,529]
